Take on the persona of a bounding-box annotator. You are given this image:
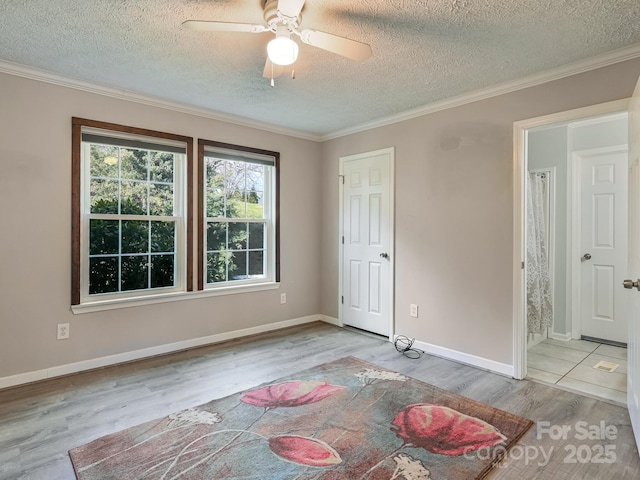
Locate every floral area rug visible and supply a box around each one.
[69,356,532,479]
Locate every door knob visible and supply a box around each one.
[582,253,592,260]
[380,252,389,259]
[623,279,640,291]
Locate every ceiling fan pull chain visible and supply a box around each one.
[271,62,275,88]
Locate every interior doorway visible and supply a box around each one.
[525,115,629,346]
[513,100,630,404]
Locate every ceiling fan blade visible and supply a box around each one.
[182,20,268,33]
[263,58,284,79]
[299,29,372,61]
[277,0,306,19]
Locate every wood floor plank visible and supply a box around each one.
[0,322,638,479]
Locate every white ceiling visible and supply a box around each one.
[2,0,640,138]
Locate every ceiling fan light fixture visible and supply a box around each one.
[267,28,299,66]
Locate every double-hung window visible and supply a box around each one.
[72,118,193,305]
[198,140,279,290]
[72,120,278,309]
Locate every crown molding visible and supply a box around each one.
[0,60,323,143]
[321,43,640,141]
[2,43,640,144]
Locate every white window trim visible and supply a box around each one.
[79,132,188,303]
[71,281,281,314]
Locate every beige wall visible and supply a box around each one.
[3,57,640,382]
[0,73,322,379]
[320,58,640,366]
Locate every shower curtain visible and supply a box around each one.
[527,173,553,334]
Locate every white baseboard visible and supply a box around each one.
[410,338,515,378]
[550,331,573,342]
[319,315,341,326]
[0,315,329,390]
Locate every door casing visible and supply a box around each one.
[626,75,640,452]
[512,99,630,379]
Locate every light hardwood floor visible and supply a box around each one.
[1,322,639,479]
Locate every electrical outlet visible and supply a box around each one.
[410,304,419,318]
[280,293,287,304]
[57,323,70,340]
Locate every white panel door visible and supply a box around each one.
[580,148,628,343]
[626,73,640,454]
[341,149,393,336]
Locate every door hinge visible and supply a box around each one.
[342,236,344,244]
[521,261,525,269]
[341,296,344,304]
[339,175,344,184]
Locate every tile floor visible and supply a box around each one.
[526,338,627,404]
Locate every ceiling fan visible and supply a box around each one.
[183,0,372,83]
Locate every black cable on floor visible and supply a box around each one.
[394,335,424,359]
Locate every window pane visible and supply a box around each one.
[151,221,175,253]
[248,223,264,250]
[206,160,224,218]
[121,255,148,291]
[121,181,148,214]
[90,144,118,179]
[149,183,173,216]
[207,222,227,251]
[207,252,227,283]
[90,179,118,213]
[226,190,245,218]
[226,160,246,192]
[206,158,225,191]
[207,192,225,218]
[90,219,119,255]
[151,254,174,288]
[228,222,247,249]
[246,163,264,192]
[248,250,264,277]
[246,190,264,219]
[122,220,149,254]
[89,257,118,294]
[229,250,247,280]
[120,148,148,181]
[150,152,174,183]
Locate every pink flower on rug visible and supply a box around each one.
[269,435,342,467]
[391,404,507,455]
[240,380,346,409]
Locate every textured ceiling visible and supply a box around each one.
[1,0,640,137]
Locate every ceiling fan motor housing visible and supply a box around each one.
[264,0,301,31]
